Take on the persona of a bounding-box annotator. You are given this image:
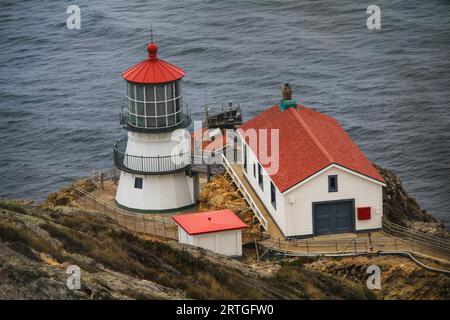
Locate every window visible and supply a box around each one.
[253,163,256,178]
[243,144,247,172]
[270,182,276,209]
[258,163,263,190]
[328,175,338,192]
[134,177,143,189]
[126,81,183,129]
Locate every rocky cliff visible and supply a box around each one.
[374,164,448,238]
[1,164,449,300]
[0,200,375,300]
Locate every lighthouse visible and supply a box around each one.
[114,40,195,213]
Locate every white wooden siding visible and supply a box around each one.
[285,166,383,236]
[241,139,286,232]
[178,228,243,256]
[240,139,383,237]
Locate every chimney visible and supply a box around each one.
[282,82,292,100]
[279,82,297,111]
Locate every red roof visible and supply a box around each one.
[191,127,228,153]
[172,209,247,235]
[122,42,185,84]
[238,105,385,193]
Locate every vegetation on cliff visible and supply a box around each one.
[0,163,448,300]
[0,200,374,299]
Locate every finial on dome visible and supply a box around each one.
[147,26,158,60]
[147,42,158,60]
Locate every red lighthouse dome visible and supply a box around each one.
[122,42,185,84]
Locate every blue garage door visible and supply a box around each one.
[313,200,354,235]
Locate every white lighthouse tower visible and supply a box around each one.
[114,40,195,213]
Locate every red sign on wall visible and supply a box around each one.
[357,207,371,220]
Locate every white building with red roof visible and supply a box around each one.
[237,88,386,237]
[172,209,247,256]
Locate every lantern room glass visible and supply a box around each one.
[126,80,183,129]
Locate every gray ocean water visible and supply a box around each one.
[0,0,449,226]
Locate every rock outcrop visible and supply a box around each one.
[374,164,449,238]
[198,175,260,241]
[44,179,96,209]
[305,255,449,300]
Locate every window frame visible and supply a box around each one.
[243,144,247,172]
[270,181,276,209]
[134,177,143,189]
[258,163,264,190]
[328,175,338,192]
[126,81,183,129]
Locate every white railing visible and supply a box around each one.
[221,154,269,230]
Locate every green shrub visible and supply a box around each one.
[0,200,27,214]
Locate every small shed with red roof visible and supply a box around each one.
[237,90,386,238]
[172,209,247,256]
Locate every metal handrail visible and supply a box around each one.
[222,154,269,230]
[204,101,240,114]
[382,217,450,255]
[113,137,191,175]
[383,217,450,244]
[257,229,449,259]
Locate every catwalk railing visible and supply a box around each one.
[113,137,191,175]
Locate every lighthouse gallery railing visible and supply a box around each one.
[113,137,190,175]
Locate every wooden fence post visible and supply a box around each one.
[144,217,148,234]
[100,172,104,190]
[163,219,167,239]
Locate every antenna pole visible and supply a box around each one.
[150,25,154,43]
